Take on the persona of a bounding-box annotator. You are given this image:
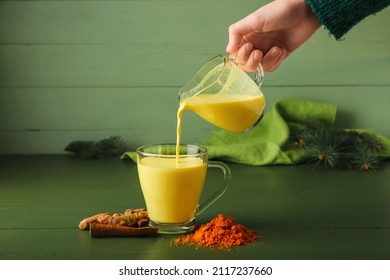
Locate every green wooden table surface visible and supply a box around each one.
[0,155,388,260]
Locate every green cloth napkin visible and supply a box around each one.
[121,98,390,165]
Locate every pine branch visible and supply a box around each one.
[293,119,385,171]
[65,136,127,159]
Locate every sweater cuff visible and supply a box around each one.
[305,0,390,40]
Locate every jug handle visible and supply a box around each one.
[254,63,264,88]
[230,57,264,88]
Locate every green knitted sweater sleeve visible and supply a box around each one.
[305,0,390,39]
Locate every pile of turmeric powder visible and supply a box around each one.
[172,214,257,250]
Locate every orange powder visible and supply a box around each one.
[172,214,258,250]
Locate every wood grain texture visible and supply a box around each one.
[0,156,389,259]
[0,0,389,154]
[2,156,388,229]
[1,86,389,154]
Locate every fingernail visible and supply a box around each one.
[229,51,237,59]
[281,49,287,58]
[270,47,281,58]
[254,50,261,61]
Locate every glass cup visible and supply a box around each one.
[136,143,231,234]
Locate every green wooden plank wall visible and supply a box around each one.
[0,0,389,154]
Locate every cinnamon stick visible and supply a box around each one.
[90,223,158,238]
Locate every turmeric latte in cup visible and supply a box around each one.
[136,144,230,234]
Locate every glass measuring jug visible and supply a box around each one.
[178,55,266,133]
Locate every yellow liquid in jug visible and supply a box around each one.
[137,157,207,224]
[183,94,265,133]
[176,93,265,156]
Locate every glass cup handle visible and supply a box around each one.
[197,161,231,216]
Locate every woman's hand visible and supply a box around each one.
[226,0,321,72]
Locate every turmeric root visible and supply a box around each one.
[112,208,148,227]
[79,208,149,230]
[78,213,110,230]
[90,223,158,238]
